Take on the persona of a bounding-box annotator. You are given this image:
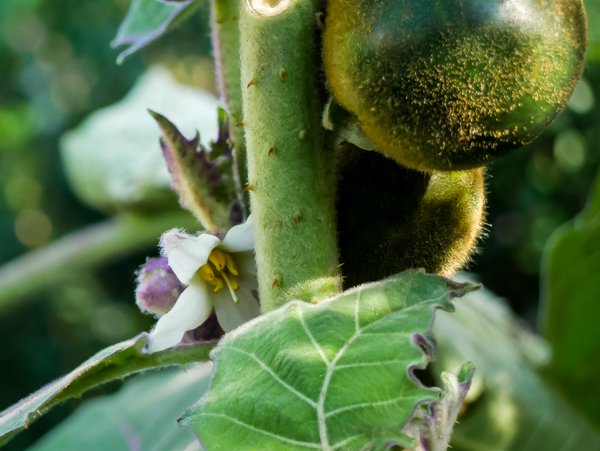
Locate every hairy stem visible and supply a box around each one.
[211,0,250,214]
[240,0,341,311]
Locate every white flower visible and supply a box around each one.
[147,216,259,352]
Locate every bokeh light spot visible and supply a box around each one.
[567,78,595,114]
[5,173,42,211]
[553,130,586,173]
[14,208,53,247]
[4,12,47,54]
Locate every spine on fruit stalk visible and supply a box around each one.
[323,0,587,172]
[336,144,486,288]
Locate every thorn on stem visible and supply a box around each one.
[292,213,303,223]
[278,68,287,81]
[247,78,257,88]
[267,145,276,156]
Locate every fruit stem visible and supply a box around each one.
[239,0,341,311]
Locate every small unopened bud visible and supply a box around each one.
[135,257,185,317]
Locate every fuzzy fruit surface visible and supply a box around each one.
[336,145,485,288]
[324,0,587,171]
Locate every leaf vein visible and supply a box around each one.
[331,434,363,450]
[197,413,322,449]
[298,308,330,366]
[325,392,413,419]
[229,347,317,408]
[335,359,407,370]
[316,292,364,450]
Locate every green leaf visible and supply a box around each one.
[184,270,477,450]
[30,365,212,451]
[0,333,215,447]
[539,170,600,428]
[584,0,600,62]
[112,0,202,64]
[60,67,219,213]
[433,281,600,450]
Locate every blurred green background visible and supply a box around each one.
[0,0,599,449]
[0,1,215,449]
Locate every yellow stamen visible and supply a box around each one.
[198,264,216,282]
[224,253,239,276]
[197,249,242,299]
[209,249,227,271]
[211,277,225,293]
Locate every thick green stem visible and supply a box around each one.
[240,0,341,311]
[211,0,249,213]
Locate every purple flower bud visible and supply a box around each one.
[135,257,185,317]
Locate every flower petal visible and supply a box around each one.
[160,230,221,284]
[234,252,257,280]
[220,215,254,253]
[213,285,260,332]
[147,276,214,352]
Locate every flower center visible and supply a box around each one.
[198,249,241,303]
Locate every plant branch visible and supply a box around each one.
[239,0,341,311]
[0,334,215,447]
[0,210,197,312]
[211,0,250,214]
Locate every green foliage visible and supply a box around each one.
[60,67,219,213]
[112,0,203,64]
[1,0,599,449]
[0,1,214,448]
[0,334,215,446]
[29,365,211,451]
[585,0,600,61]
[433,283,600,450]
[184,271,477,449]
[540,169,600,428]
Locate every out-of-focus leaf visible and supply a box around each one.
[60,67,219,213]
[184,270,477,450]
[585,0,600,62]
[0,333,215,447]
[539,169,600,428]
[433,280,600,450]
[112,0,202,64]
[30,365,211,451]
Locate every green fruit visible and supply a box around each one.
[324,0,587,171]
[336,144,485,287]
